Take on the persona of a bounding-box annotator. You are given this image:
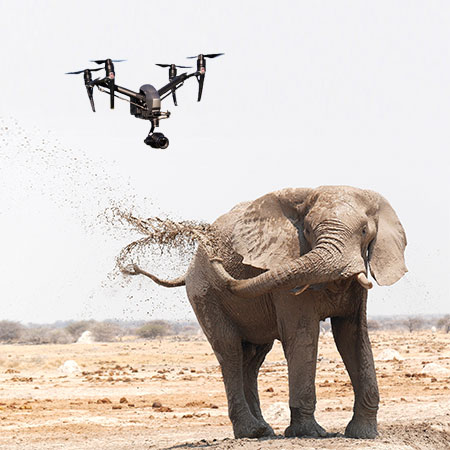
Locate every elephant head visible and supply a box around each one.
[212,186,407,298]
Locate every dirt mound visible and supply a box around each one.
[58,360,81,375]
[76,330,94,344]
[420,363,450,376]
[376,349,404,361]
[380,422,450,450]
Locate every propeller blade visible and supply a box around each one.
[91,59,126,64]
[156,64,192,68]
[65,67,102,75]
[187,53,224,59]
[203,53,224,58]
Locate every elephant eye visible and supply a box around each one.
[362,226,367,236]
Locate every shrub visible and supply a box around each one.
[65,320,96,340]
[21,327,74,344]
[437,315,450,333]
[0,321,25,343]
[136,321,171,339]
[403,317,424,333]
[368,320,381,331]
[90,322,123,342]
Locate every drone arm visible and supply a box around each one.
[91,78,145,103]
[114,85,145,102]
[158,72,197,97]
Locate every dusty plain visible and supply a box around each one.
[0,331,449,450]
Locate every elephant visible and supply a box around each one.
[129,185,407,440]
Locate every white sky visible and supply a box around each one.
[0,1,449,323]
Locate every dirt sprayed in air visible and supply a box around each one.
[0,116,213,320]
[105,207,221,278]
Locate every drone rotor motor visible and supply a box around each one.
[187,53,224,102]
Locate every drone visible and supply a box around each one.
[66,54,224,149]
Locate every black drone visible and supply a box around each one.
[66,54,224,149]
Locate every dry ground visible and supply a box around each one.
[0,331,449,449]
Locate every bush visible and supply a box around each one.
[0,321,25,343]
[437,315,450,333]
[21,327,74,345]
[403,317,424,333]
[65,320,96,340]
[136,321,171,339]
[368,320,381,331]
[90,322,123,342]
[170,321,201,335]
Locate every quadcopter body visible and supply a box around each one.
[66,54,223,149]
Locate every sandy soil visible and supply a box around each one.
[0,331,449,449]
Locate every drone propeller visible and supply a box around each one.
[65,67,103,75]
[90,58,125,109]
[186,53,224,59]
[90,59,126,64]
[186,53,224,101]
[65,68,100,112]
[156,64,192,106]
[155,64,191,68]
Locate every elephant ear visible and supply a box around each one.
[231,189,311,270]
[368,194,407,286]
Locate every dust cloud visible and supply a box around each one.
[0,116,210,319]
[107,209,213,274]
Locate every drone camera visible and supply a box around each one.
[144,132,169,149]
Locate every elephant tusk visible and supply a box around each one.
[356,272,373,289]
[292,285,310,296]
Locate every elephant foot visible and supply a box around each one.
[233,416,274,439]
[345,416,378,439]
[259,421,275,437]
[285,417,328,438]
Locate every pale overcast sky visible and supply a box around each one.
[0,1,449,323]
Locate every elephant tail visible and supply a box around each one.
[123,264,186,287]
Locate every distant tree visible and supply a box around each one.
[21,327,74,344]
[136,321,171,339]
[437,315,450,333]
[0,321,25,343]
[65,320,96,340]
[403,317,424,333]
[90,322,123,342]
[170,321,201,335]
[320,319,331,333]
[367,320,381,331]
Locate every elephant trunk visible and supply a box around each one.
[211,242,368,299]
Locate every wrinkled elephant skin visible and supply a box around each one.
[135,186,407,439]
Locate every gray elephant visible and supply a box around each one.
[130,185,407,439]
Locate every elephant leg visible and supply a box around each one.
[241,341,274,436]
[331,300,379,439]
[281,317,328,438]
[210,327,272,439]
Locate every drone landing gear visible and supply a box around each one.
[144,120,169,149]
